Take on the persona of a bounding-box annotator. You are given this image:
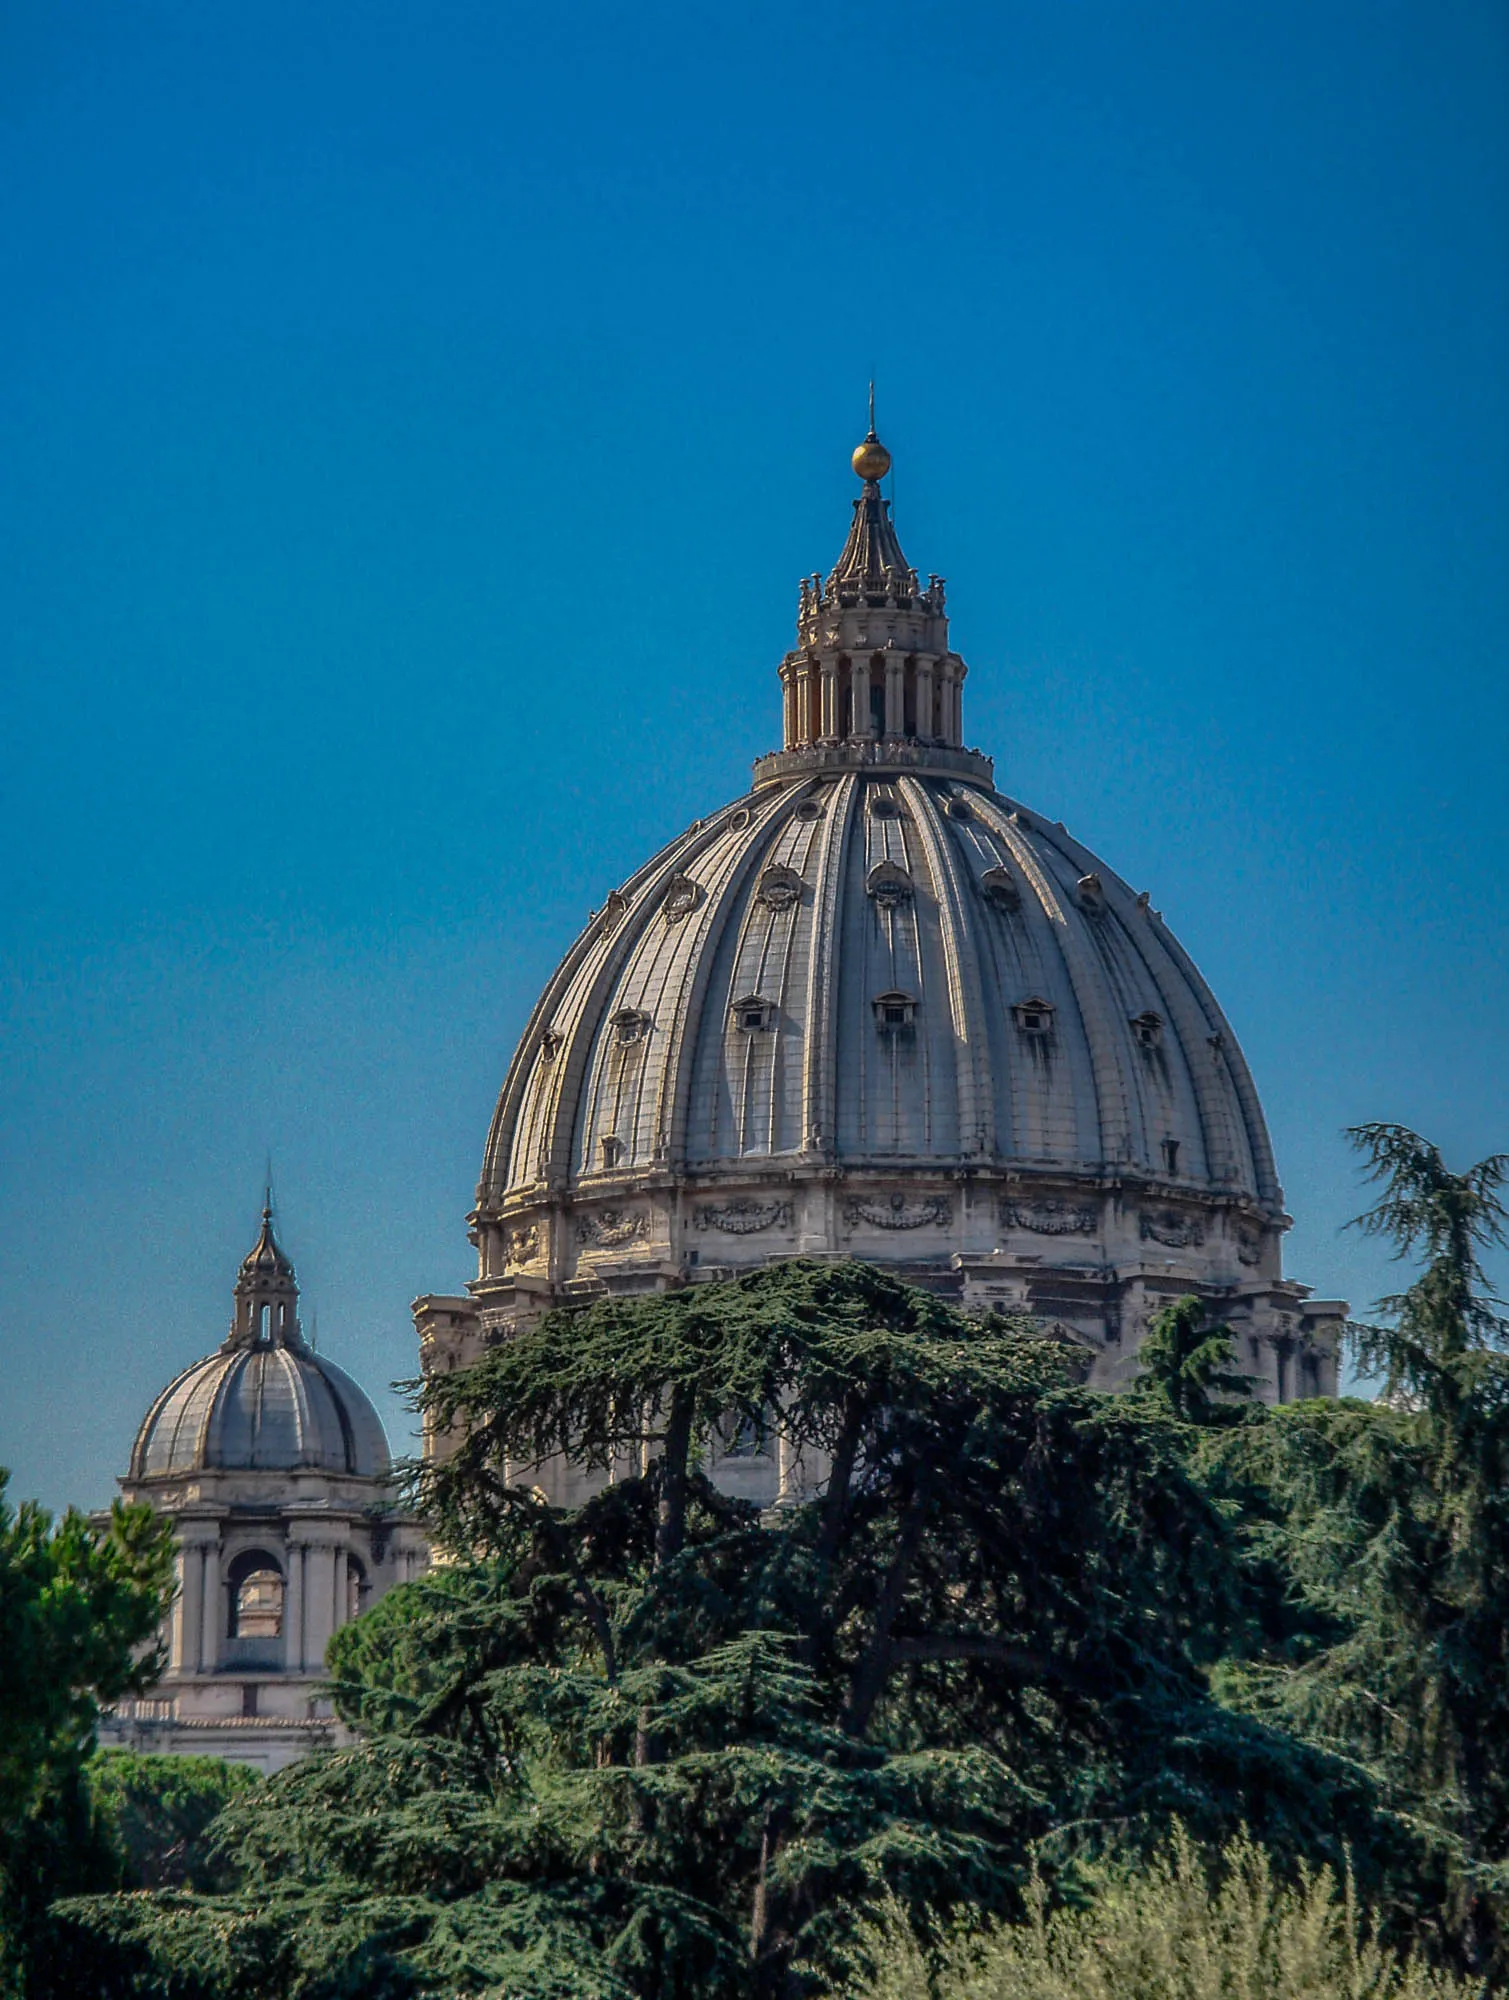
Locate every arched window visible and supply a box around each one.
[226,1550,284,1639]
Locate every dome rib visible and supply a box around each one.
[804,773,858,1159]
[976,797,1131,1168]
[669,789,808,1165]
[1151,919,1283,1210]
[902,776,996,1158]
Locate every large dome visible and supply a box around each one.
[131,1207,391,1482]
[482,771,1279,1209]
[419,426,1343,1426]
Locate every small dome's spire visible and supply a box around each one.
[226,1195,305,1351]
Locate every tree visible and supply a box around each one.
[87,1752,258,1891]
[54,1261,1409,1999]
[1131,1295,1254,1425]
[0,1473,176,1993]
[1346,1121,1509,1416]
[1212,1125,1509,1974]
[846,1826,1475,2000]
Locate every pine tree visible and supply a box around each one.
[0,1475,176,1995]
[1132,1295,1255,1424]
[51,1260,1412,1999]
[1212,1125,1509,1974]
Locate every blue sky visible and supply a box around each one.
[1,0,1505,1512]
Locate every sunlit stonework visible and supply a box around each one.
[104,1208,427,1771]
[416,426,1345,1505]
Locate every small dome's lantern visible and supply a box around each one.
[229,1203,303,1351]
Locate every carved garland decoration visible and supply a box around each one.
[1140,1210,1205,1249]
[1004,1198,1097,1236]
[694,1199,793,1235]
[845,1193,952,1231]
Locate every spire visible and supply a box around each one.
[834,401,909,590]
[225,1198,306,1352]
[759,421,989,787]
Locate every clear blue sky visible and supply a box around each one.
[2,1,1505,1513]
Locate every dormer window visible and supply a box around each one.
[980,866,1020,911]
[611,1008,651,1049]
[1131,1011,1163,1050]
[539,1028,563,1062]
[757,864,803,911]
[1013,997,1054,1035]
[869,792,902,819]
[1076,872,1106,912]
[600,1135,625,1169]
[733,994,776,1033]
[874,990,917,1031]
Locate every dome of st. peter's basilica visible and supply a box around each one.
[415,424,1344,1502]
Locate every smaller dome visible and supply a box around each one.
[129,1203,391,1482]
[132,1345,390,1480]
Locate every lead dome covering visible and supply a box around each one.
[482,772,1279,1204]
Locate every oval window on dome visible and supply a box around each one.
[661,874,701,924]
[866,861,913,908]
[757,865,803,911]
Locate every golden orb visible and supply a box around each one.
[852,435,892,482]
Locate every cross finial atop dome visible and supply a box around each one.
[851,381,892,484]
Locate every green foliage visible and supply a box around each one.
[1132,1294,1254,1425]
[842,1827,1474,2000]
[53,1261,1412,1998]
[0,1471,176,1994]
[1211,1124,1509,1972]
[88,1753,259,1891]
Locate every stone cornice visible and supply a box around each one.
[752,740,993,788]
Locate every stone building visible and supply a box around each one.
[415,421,1345,1505]
[102,1206,427,1772]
